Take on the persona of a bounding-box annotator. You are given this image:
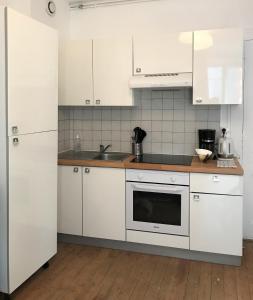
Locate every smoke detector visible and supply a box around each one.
[46,1,56,16]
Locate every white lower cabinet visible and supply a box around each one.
[83,167,125,241]
[190,193,243,256]
[58,166,83,236]
[57,165,243,258]
[127,230,189,249]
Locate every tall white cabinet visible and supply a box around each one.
[8,132,57,292]
[193,28,243,105]
[0,7,58,295]
[7,9,58,135]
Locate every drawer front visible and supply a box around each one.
[126,169,189,185]
[126,230,189,250]
[190,173,243,195]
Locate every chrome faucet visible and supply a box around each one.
[99,144,111,153]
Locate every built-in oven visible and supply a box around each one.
[126,169,189,236]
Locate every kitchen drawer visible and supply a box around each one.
[126,169,189,185]
[190,173,243,195]
[126,230,189,250]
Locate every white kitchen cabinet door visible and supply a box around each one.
[193,28,243,105]
[243,40,253,239]
[83,167,125,241]
[93,37,133,106]
[133,32,193,75]
[190,173,243,195]
[7,8,58,136]
[59,39,93,106]
[8,131,57,293]
[190,193,242,256]
[58,166,83,236]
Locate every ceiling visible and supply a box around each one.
[68,0,160,9]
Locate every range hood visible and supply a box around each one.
[129,73,192,89]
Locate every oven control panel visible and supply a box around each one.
[126,169,189,186]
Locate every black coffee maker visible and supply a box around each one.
[198,129,216,153]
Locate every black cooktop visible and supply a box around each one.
[132,154,193,166]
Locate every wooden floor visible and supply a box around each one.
[11,241,253,300]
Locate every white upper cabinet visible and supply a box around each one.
[193,28,243,105]
[59,39,93,106]
[7,8,58,135]
[133,33,193,75]
[93,37,133,106]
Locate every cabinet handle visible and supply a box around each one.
[12,126,18,134]
[196,98,203,104]
[136,68,142,73]
[170,177,176,183]
[85,99,90,105]
[96,99,101,105]
[13,137,19,145]
[73,167,79,173]
[193,194,200,201]
[85,168,90,174]
[212,175,220,182]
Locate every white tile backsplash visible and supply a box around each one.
[174,110,185,120]
[142,109,151,120]
[152,121,163,131]
[163,110,174,120]
[162,132,173,143]
[151,110,163,120]
[162,99,174,109]
[58,88,221,154]
[162,143,173,154]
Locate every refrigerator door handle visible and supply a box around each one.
[13,137,19,145]
[12,126,18,134]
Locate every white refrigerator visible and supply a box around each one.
[0,7,58,295]
[243,40,253,239]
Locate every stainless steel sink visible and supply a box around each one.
[58,150,130,161]
[58,150,100,160]
[94,152,129,161]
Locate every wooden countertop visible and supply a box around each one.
[58,153,244,176]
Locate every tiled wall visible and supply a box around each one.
[58,88,220,155]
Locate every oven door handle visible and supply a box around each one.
[132,183,183,193]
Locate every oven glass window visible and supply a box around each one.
[133,191,181,226]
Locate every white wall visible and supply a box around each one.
[0,0,69,35]
[0,0,31,15]
[69,0,253,39]
[30,0,69,36]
